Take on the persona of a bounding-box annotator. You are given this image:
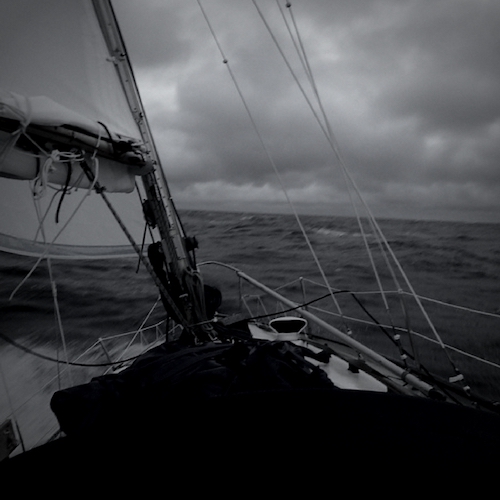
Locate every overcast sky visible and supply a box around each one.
[114,1,500,223]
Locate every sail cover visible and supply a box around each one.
[0,0,154,258]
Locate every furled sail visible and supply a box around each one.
[0,0,154,258]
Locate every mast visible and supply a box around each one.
[92,0,210,337]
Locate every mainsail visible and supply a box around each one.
[0,0,209,338]
[0,0,155,258]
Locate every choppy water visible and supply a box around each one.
[1,210,500,450]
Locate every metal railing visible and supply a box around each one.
[200,260,500,406]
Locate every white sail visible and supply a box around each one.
[0,0,154,258]
[0,0,139,137]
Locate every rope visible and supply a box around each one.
[78,160,191,333]
[296,277,500,320]
[32,198,74,386]
[0,330,142,368]
[244,290,334,321]
[10,154,99,301]
[20,150,98,385]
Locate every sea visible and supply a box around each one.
[1,209,500,449]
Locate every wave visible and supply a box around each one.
[315,228,347,239]
[2,209,500,342]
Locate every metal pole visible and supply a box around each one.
[237,271,437,398]
[98,338,113,365]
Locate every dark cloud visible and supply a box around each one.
[114,0,500,222]
[115,0,200,70]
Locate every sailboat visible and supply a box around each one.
[1,0,499,479]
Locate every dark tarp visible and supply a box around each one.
[3,337,500,481]
[49,339,335,438]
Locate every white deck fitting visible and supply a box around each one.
[248,322,387,392]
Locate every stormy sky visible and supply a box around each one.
[114,1,500,223]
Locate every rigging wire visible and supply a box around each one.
[269,2,395,317]
[106,295,162,370]
[258,0,389,296]
[194,0,470,391]
[78,159,192,333]
[196,0,346,328]
[253,1,470,390]
[255,0,409,362]
[258,2,406,338]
